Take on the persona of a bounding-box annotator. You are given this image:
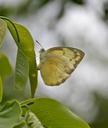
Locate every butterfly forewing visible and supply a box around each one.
[39,47,84,86]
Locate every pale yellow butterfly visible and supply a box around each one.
[37,44,84,86]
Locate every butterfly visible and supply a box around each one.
[37,46,84,86]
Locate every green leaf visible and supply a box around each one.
[0,76,3,102]
[0,52,12,80]
[15,49,29,90]
[22,98,91,128]
[0,17,38,97]
[0,100,22,128]
[25,111,45,128]
[8,21,37,97]
[13,110,45,128]
[0,18,7,47]
[13,121,27,128]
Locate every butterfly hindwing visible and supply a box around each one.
[39,47,84,86]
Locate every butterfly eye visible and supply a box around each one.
[40,48,45,53]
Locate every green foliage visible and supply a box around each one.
[25,111,44,128]
[21,98,90,128]
[15,49,29,90]
[0,53,12,102]
[0,18,7,47]
[7,21,37,97]
[0,16,38,97]
[13,121,27,128]
[103,1,108,21]
[0,16,90,128]
[90,93,108,128]
[0,53,12,81]
[0,100,21,128]
[70,0,84,4]
[0,77,2,102]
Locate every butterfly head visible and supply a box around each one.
[40,48,45,53]
[39,48,46,60]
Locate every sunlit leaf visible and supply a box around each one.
[0,18,7,47]
[0,100,22,128]
[0,76,2,102]
[0,52,12,80]
[22,98,91,128]
[0,17,38,97]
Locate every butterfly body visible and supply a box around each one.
[39,47,84,86]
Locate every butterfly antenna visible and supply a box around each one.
[35,40,44,49]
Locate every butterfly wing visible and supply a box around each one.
[39,47,84,86]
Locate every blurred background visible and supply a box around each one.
[0,0,108,128]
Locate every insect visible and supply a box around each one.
[37,41,85,86]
